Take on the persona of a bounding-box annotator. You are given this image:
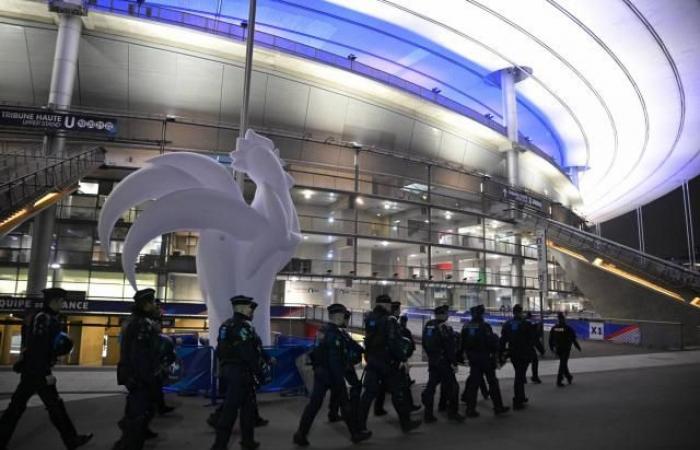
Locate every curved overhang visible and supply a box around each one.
[0,0,582,210]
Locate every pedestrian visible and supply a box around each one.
[420,305,464,423]
[0,288,93,449]
[358,295,421,433]
[210,296,271,450]
[113,288,162,449]
[549,312,582,387]
[461,305,509,417]
[525,312,545,384]
[293,304,372,446]
[500,304,541,410]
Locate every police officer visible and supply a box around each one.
[151,302,176,415]
[293,304,372,446]
[525,312,545,384]
[549,312,581,387]
[461,305,509,417]
[211,295,270,450]
[113,288,162,450]
[500,304,543,410]
[358,294,420,433]
[327,309,364,423]
[420,304,464,423]
[373,302,420,416]
[0,288,93,449]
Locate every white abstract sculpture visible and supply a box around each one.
[98,130,301,345]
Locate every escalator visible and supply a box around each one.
[0,146,106,236]
[526,214,700,345]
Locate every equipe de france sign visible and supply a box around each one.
[0,108,118,135]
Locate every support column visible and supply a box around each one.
[682,181,696,271]
[235,0,257,192]
[496,66,531,306]
[26,12,83,297]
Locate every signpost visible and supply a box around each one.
[0,108,117,135]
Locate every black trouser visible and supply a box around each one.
[211,365,256,449]
[0,372,80,449]
[511,357,530,405]
[297,368,358,439]
[375,365,415,413]
[421,361,458,417]
[530,352,539,379]
[114,383,157,450]
[460,375,489,402]
[557,348,572,382]
[465,358,504,411]
[359,360,411,430]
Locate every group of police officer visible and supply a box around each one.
[291,294,582,448]
[0,286,581,450]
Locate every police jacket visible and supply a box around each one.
[500,317,539,360]
[422,319,458,366]
[118,309,161,386]
[549,323,581,353]
[461,319,499,364]
[399,324,416,359]
[19,307,64,375]
[364,307,409,365]
[217,312,264,374]
[311,323,357,385]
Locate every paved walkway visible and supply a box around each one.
[1,357,698,450]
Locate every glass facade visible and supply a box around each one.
[0,147,580,313]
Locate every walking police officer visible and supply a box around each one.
[210,295,270,450]
[358,295,420,433]
[0,288,93,449]
[420,305,464,423]
[293,304,372,446]
[113,288,161,450]
[525,312,544,384]
[327,309,364,423]
[549,312,581,386]
[500,304,543,410]
[461,305,509,417]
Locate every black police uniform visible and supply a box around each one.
[327,315,364,423]
[294,305,370,446]
[154,333,176,414]
[420,308,462,422]
[461,307,508,416]
[500,309,543,409]
[358,298,419,433]
[0,289,91,449]
[374,313,417,415]
[526,314,545,383]
[113,289,162,450]
[211,297,269,450]
[549,318,581,385]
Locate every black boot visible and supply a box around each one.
[240,440,260,450]
[494,406,510,416]
[211,430,231,450]
[351,430,372,443]
[400,418,422,433]
[68,433,94,449]
[293,432,310,447]
[447,412,465,423]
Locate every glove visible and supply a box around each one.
[12,357,24,374]
[45,375,57,386]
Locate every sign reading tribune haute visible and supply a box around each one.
[0,108,118,135]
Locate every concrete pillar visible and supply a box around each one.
[26,12,83,297]
[497,67,531,306]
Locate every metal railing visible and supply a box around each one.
[86,0,561,170]
[529,214,700,293]
[0,147,105,217]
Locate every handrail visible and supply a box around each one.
[526,212,700,291]
[86,0,562,171]
[0,147,105,191]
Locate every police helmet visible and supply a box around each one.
[399,314,408,327]
[133,288,156,304]
[434,304,449,315]
[470,304,485,317]
[512,304,523,314]
[53,331,74,357]
[42,288,66,308]
[375,294,392,304]
[230,295,258,309]
[327,303,348,315]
